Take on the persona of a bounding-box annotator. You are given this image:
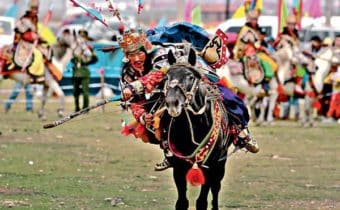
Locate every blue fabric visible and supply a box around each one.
[217,85,250,127]
[146,22,210,51]
[5,82,33,111]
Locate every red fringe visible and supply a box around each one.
[121,125,134,136]
[312,100,321,111]
[186,163,205,186]
[134,124,146,138]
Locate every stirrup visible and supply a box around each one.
[154,158,172,171]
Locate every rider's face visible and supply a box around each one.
[127,50,146,73]
[29,6,38,15]
[312,41,321,48]
[287,22,295,30]
[249,18,258,27]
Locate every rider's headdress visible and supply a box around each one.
[287,15,297,24]
[247,10,259,20]
[118,29,153,56]
[29,0,39,9]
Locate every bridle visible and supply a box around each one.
[163,64,209,115]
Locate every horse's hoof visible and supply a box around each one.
[41,116,47,121]
[57,109,64,118]
[38,110,47,121]
[255,120,263,127]
[310,122,316,128]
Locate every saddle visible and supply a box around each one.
[244,54,265,84]
[0,44,45,84]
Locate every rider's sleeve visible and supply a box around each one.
[129,70,166,95]
[130,102,147,124]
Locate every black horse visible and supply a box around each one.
[160,49,234,210]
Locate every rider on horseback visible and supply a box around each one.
[10,0,45,83]
[120,28,259,171]
[276,15,306,96]
[233,10,277,91]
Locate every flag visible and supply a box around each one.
[250,0,257,10]
[292,0,303,29]
[43,4,54,25]
[191,6,202,25]
[278,0,288,34]
[308,0,321,18]
[184,0,193,22]
[232,5,246,19]
[255,0,262,13]
[137,0,143,15]
[70,0,108,27]
[232,0,262,19]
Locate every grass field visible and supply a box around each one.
[0,83,339,209]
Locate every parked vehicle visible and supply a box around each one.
[0,16,15,48]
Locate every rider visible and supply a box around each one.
[275,15,300,46]
[13,0,39,51]
[118,29,174,171]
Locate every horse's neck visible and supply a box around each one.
[274,46,293,63]
[313,48,333,93]
[52,48,73,73]
[168,104,213,153]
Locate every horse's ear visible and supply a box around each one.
[188,48,196,66]
[168,50,177,65]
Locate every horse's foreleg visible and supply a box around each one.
[47,79,65,117]
[173,166,189,210]
[210,162,226,210]
[267,80,279,123]
[304,95,315,127]
[298,98,307,126]
[196,183,210,210]
[38,85,48,120]
[256,97,267,125]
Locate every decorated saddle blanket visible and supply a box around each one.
[14,40,44,77]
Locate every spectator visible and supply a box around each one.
[5,82,33,112]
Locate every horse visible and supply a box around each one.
[160,49,234,210]
[272,37,308,120]
[0,36,74,119]
[298,46,339,126]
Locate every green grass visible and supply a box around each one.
[0,91,339,209]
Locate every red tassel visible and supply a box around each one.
[134,124,146,138]
[186,163,205,186]
[121,125,134,136]
[312,100,322,111]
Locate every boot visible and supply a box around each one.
[238,128,259,153]
[154,149,173,171]
[154,158,172,171]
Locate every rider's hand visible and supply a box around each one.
[144,113,154,126]
[122,88,133,101]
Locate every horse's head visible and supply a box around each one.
[164,49,205,117]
